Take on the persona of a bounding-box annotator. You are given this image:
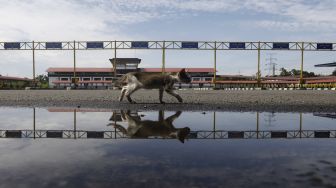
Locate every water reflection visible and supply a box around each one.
[108,110,190,143]
[313,112,336,119]
[0,108,335,140]
[0,107,336,187]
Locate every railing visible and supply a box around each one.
[1,129,335,139]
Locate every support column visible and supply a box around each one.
[257,42,261,87]
[73,40,77,88]
[114,110,117,139]
[162,41,165,74]
[213,41,217,85]
[299,113,302,138]
[32,41,36,87]
[213,111,216,139]
[114,40,117,78]
[33,108,36,139]
[256,112,259,139]
[300,42,304,87]
[74,108,77,139]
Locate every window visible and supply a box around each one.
[193,77,201,81]
[60,77,69,81]
[204,78,213,81]
[93,77,102,81]
[82,77,91,81]
[105,77,113,81]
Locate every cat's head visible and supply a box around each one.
[177,68,191,83]
[177,127,191,143]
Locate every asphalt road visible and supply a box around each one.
[0,90,335,112]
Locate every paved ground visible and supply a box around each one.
[0,90,335,112]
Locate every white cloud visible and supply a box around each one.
[0,0,335,77]
[243,0,336,31]
[1,0,335,41]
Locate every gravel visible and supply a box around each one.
[0,90,335,112]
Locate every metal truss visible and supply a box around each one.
[0,41,335,51]
[1,129,335,139]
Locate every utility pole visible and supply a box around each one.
[265,53,277,76]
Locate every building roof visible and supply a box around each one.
[46,67,114,73]
[315,62,336,67]
[0,76,32,81]
[142,68,215,73]
[109,58,141,64]
[47,107,114,112]
[52,80,112,84]
[46,67,215,73]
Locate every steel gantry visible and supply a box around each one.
[1,129,336,139]
[1,108,335,140]
[1,40,335,86]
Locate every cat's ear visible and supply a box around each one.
[180,68,186,73]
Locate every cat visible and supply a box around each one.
[114,68,191,103]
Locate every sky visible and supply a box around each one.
[1,0,336,78]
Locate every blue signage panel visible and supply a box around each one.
[273,43,289,49]
[181,42,198,49]
[229,42,245,49]
[46,42,62,49]
[87,42,104,49]
[317,43,332,50]
[131,41,148,48]
[4,42,20,49]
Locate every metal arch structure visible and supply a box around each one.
[1,41,336,51]
[1,109,335,139]
[1,129,336,139]
[1,40,335,86]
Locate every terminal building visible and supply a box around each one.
[46,58,215,89]
[0,75,33,89]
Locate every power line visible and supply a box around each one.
[265,53,278,76]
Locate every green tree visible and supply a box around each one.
[279,67,291,76]
[290,69,301,76]
[280,68,316,77]
[35,74,49,88]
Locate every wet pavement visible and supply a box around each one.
[0,107,336,187]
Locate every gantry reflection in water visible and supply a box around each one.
[0,107,335,140]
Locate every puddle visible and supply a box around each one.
[0,107,336,187]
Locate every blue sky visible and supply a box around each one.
[1,0,336,78]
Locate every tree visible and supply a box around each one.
[35,74,49,88]
[36,74,49,83]
[290,69,301,76]
[279,68,316,77]
[279,67,291,76]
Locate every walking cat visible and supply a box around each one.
[115,68,191,103]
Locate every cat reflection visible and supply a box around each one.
[109,111,190,143]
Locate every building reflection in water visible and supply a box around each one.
[1,108,336,139]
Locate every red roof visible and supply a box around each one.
[0,76,32,81]
[46,67,215,73]
[216,80,258,84]
[304,76,336,80]
[142,68,215,73]
[52,80,112,84]
[46,67,114,73]
[306,79,336,84]
[47,108,114,112]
